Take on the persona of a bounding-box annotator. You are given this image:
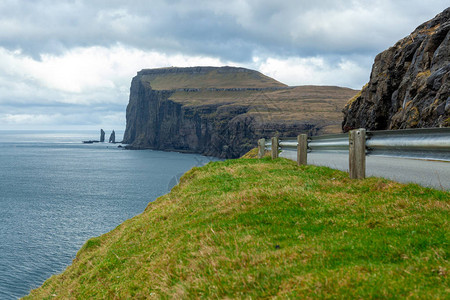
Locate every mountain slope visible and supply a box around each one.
[343,8,450,131]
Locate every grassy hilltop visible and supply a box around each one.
[140,66,288,90]
[25,157,449,298]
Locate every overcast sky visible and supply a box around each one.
[1,0,448,130]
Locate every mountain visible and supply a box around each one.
[123,66,357,158]
[342,8,449,131]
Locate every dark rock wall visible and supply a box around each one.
[343,8,450,131]
[123,75,175,147]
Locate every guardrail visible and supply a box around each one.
[257,128,450,179]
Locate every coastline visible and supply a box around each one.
[0,131,215,299]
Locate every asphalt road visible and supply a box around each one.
[280,150,450,191]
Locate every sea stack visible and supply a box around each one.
[109,130,116,143]
[100,129,105,142]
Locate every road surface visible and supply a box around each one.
[280,150,450,191]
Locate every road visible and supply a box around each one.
[280,150,450,191]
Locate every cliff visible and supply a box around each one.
[343,8,450,131]
[123,66,357,158]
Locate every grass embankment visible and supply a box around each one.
[26,158,449,298]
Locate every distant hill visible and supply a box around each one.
[123,66,357,158]
[343,8,449,131]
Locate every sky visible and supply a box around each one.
[1,1,448,130]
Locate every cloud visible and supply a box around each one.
[0,45,228,129]
[0,45,225,101]
[257,55,371,88]
[1,0,448,60]
[0,1,449,129]
[0,112,125,130]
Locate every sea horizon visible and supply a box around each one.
[0,130,217,299]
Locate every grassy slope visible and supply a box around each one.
[25,158,449,299]
[170,86,358,134]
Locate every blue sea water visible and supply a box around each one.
[0,130,216,299]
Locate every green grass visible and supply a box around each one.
[24,158,449,299]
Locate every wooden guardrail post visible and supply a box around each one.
[297,134,307,165]
[349,128,366,179]
[257,138,265,158]
[271,137,279,159]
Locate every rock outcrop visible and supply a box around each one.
[109,130,116,143]
[100,129,105,142]
[343,8,450,131]
[123,66,357,158]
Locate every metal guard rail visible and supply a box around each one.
[264,128,450,161]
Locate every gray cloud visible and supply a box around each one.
[1,0,448,60]
[0,0,449,129]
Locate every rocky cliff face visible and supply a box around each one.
[343,8,449,131]
[124,67,357,158]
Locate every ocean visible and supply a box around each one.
[0,130,216,299]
